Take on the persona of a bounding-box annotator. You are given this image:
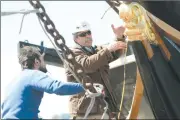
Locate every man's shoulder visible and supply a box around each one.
[70,47,84,55]
[22,69,46,78]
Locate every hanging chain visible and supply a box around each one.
[28,1,121,116]
[28,0,93,88]
[111,0,121,6]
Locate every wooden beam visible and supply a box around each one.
[148,12,180,45]
[141,40,154,59]
[128,67,144,119]
[150,19,171,61]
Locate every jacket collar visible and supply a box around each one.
[75,42,95,55]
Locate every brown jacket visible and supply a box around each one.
[64,45,120,115]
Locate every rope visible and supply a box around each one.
[101,97,109,119]
[19,14,27,34]
[117,2,156,119]
[1,9,39,16]
[83,83,108,119]
[118,39,128,119]
[2,9,40,35]
[101,6,112,19]
[83,90,99,119]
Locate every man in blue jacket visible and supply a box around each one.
[1,46,85,119]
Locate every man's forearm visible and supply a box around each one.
[54,82,85,95]
[115,35,126,42]
[30,70,85,95]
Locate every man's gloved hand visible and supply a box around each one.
[85,83,93,89]
[84,82,96,93]
[107,41,127,52]
[111,24,126,39]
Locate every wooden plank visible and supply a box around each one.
[150,19,171,61]
[131,41,168,119]
[142,40,154,59]
[128,67,144,119]
[148,12,180,45]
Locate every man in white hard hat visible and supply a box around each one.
[65,21,127,119]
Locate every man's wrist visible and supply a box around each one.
[115,35,126,41]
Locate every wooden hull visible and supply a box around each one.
[106,1,180,119]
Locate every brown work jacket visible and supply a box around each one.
[64,45,121,116]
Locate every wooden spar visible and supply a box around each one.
[141,40,154,59]
[147,12,180,45]
[149,17,171,61]
[127,67,144,119]
[106,1,180,118]
[116,2,156,118]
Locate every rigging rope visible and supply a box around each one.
[117,2,158,119]
[101,1,129,118]
[1,9,39,16]
[118,38,128,119]
[101,6,112,19]
[83,84,108,119]
[19,14,27,34]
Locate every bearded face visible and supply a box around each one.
[39,66,48,73]
[74,30,93,47]
[38,53,48,73]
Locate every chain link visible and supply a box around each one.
[28,0,120,115]
[29,0,123,116]
[110,0,121,6]
[28,0,93,88]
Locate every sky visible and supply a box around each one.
[1,1,123,118]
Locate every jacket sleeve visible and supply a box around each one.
[100,44,123,62]
[74,48,114,73]
[30,70,85,95]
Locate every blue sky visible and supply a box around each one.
[1,1,123,118]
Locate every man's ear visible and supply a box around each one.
[34,58,40,69]
[74,37,79,43]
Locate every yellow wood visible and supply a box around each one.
[142,40,154,59]
[150,21,171,60]
[128,67,144,119]
[148,12,180,45]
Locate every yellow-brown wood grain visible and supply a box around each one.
[148,12,180,45]
[148,14,171,60]
[142,40,154,59]
[128,67,144,119]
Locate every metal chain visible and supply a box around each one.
[28,0,93,88]
[28,1,121,117]
[110,0,121,6]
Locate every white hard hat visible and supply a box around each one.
[72,21,91,34]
